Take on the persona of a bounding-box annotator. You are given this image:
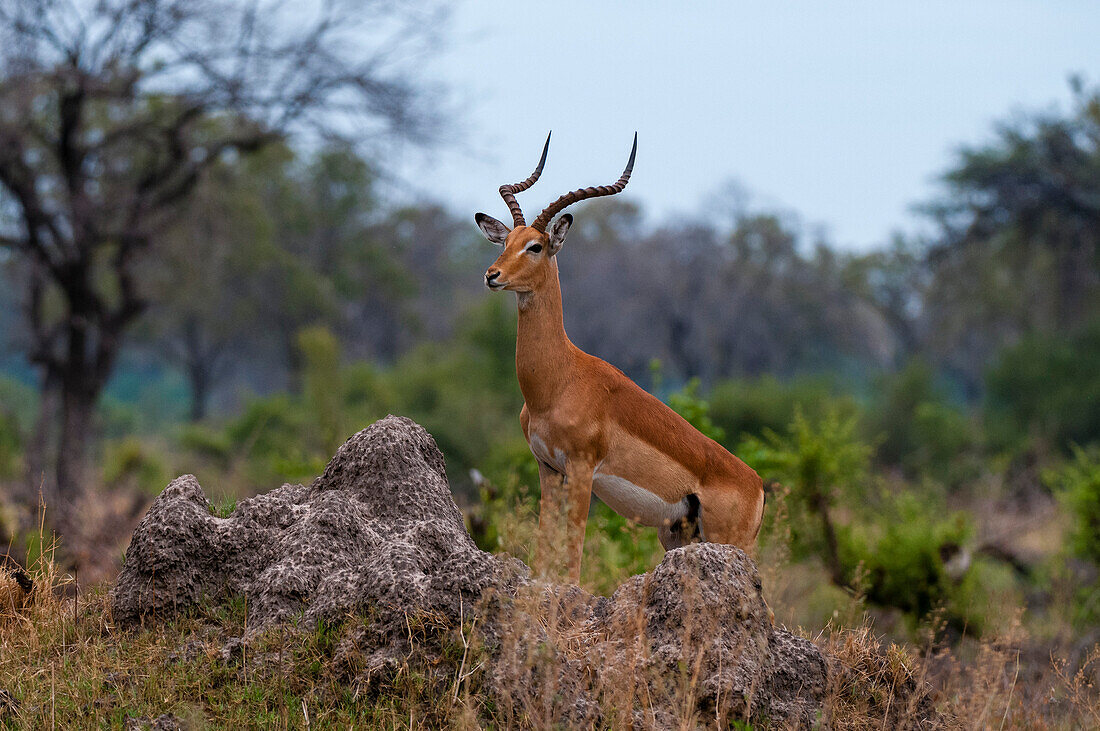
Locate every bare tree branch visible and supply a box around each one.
[0,0,446,532]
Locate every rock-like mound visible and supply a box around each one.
[111,415,827,727]
[111,416,525,629]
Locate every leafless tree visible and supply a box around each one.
[0,0,443,534]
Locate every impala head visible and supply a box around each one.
[476,132,637,293]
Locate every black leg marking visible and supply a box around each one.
[668,493,704,545]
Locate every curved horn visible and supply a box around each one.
[531,132,637,232]
[499,132,551,228]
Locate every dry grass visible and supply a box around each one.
[0,539,490,729]
[5,555,1100,729]
[810,609,1100,730]
[4,491,1100,729]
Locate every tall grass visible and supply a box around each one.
[4,513,1100,729]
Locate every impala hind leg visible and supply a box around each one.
[658,493,705,550]
[697,486,762,552]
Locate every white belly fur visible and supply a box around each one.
[529,432,686,528]
[592,472,683,527]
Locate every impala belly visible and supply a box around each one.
[528,422,701,528]
[596,426,700,527]
[591,472,684,527]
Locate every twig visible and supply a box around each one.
[998,652,1020,730]
[453,594,480,702]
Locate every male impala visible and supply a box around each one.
[475,133,765,581]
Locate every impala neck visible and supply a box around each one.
[515,258,573,409]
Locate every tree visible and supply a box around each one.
[145,145,287,421]
[0,0,442,533]
[557,201,896,386]
[923,80,1100,390]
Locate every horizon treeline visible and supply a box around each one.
[2,80,1099,459]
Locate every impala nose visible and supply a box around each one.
[485,269,501,287]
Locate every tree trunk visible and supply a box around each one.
[50,372,98,538]
[188,359,210,422]
[285,329,304,394]
[810,487,845,588]
[22,369,58,509]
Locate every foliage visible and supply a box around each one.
[865,359,978,484]
[102,438,171,498]
[466,437,539,556]
[174,299,523,496]
[923,81,1100,388]
[738,408,872,562]
[300,326,347,454]
[739,408,985,627]
[838,494,974,623]
[0,377,34,480]
[1048,446,1100,566]
[986,321,1100,453]
[707,375,855,446]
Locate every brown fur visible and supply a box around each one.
[483,223,765,582]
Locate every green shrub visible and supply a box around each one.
[865,359,979,483]
[467,437,539,554]
[839,494,972,621]
[299,325,346,454]
[986,321,1100,452]
[0,411,21,481]
[177,424,234,468]
[103,437,171,496]
[0,376,35,479]
[708,374,856,447]
[741,407,985,629]
[738,407,872,562]
[1048,446,1100,565]
[222,395,327,484]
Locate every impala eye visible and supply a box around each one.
[526,243,543,254]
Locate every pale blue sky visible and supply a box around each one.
[396,1,1099,250]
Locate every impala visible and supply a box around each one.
[475,133,765,581]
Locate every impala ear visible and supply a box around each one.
[548,213,572,255]
[474,213,510,245]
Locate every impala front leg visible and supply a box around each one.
[534,461,567,579]
[562,461,594,584]
[533,460,594,583]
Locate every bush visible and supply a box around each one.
[708,374,856,447]
[467,437,539,556]
[0,411,21,481]
[1048,446,1100,565]
[839,494,972,622]
[738,407,872,562]
[865,359,978,483]
[299,326,346,454]
[666,377,726,442]
[986,321,1100,452]
[222,395,327,484]
[741,408,986,629]
[0,376,37,480]
[102,437,171,496]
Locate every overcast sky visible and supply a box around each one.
[395,1,1100,251]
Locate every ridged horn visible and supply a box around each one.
[499,132,551,228]
[531,133,637,233]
